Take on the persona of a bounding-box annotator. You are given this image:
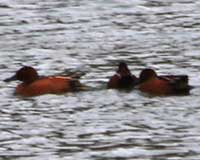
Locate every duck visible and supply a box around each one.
[107,62,138,89]
[4,66,85,97]
[138,68,192,95]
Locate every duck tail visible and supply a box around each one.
[70,79,90,91]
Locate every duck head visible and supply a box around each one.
[4,66,39,84]
[139,68,157,83]
[117,62,131,76]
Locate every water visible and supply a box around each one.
[1,0,200,159]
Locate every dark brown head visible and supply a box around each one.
[139,68,157,83]
[4,66,39,84]
[117,62,131,76]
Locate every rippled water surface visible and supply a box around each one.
[1,0,200,159]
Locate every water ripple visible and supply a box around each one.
[1,0,200,159]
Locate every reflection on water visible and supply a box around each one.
[1,0,200,159]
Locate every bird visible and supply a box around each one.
[4,66,86,97]
[107,62,138,89]
[138,68,192,95]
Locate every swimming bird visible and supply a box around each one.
[138,68,192,95]
[4,66,86,97]
[107,62,138,89]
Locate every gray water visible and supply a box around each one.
[1,0,200,159]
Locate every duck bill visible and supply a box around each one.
[4,75,17,82]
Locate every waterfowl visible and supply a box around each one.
[138,68,192,95]
[4,66,85,97]
[107,62,138,89]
